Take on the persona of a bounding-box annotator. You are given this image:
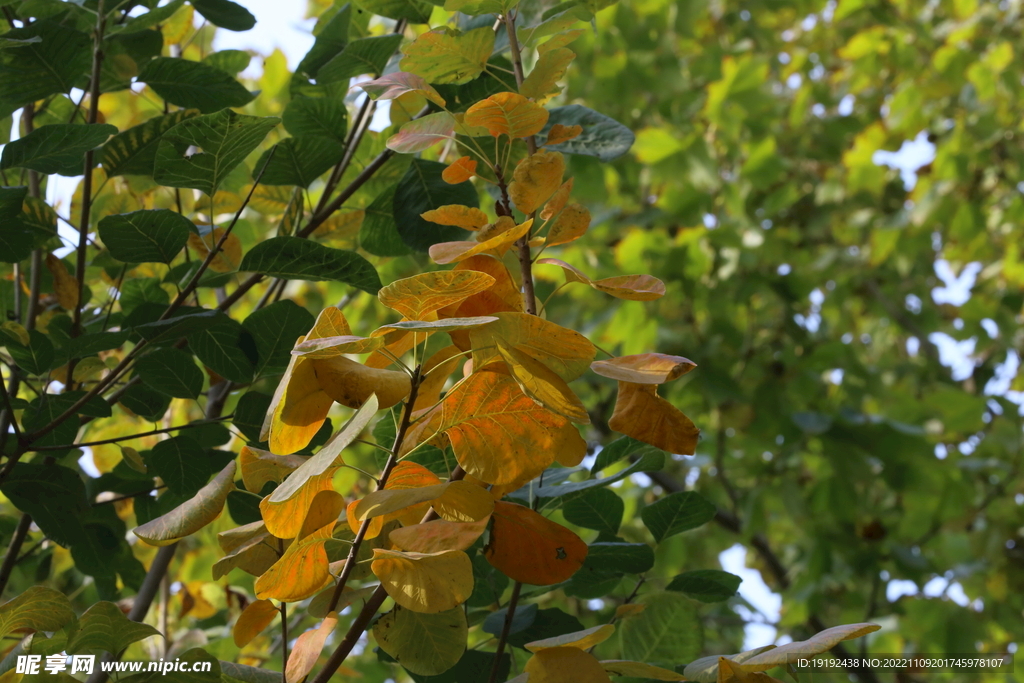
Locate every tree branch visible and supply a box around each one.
[487,581,522,683]
[0,514,33,597]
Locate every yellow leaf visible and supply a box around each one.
[525,647,613,683]
[537,29,587,54]
[464,92,550,138]
[540,178,574,220]
[346,499,384,539]
[520,48,575,102]
[739,623,881,671]
[255,523,335,602]
[509,150,565,215]
[264,351,333,455]
[297,490,344,539]
[609,382,700,455]
[0,586,75,639]
[371,548,473,613]
[442,156,477,183]
[259,469,337,539]
[380,461,444,527]
[373,605,468,676]
[292,334,384,358]
[250,184,294,214]
[240,446,304,494]
[45,254,79,310]
[545,124,583,147]
[614,603,647,619]
[414,345,466,413]
[233,599,279,648]
[399,27,495,85]
[431,480,494,522]
[311,356,411,409]
[353,483,450,521]
[286,613,338,683]
[120,446,147,474]
[388,517,489,553]
[591,353,697,384]
[0,321,29,346]
[379,271,497,320]
[429,219,532,265]
[537,258,665,300]
[496,341,589,423]
[134,461,236,546]
[214,522,287,579]
[717,658,785,683]
[546,202,590,246]
[487,501,587,585]
[188,228,242,272]
[72,356,106,383]
[600,660,684,681]
[420,204,489,230]
[440,256,524,333]
[469,311,596,382]
[474,215,517,242]
[311,306,352,336]
[315,209,364,247]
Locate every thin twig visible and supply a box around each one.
[29,416,233,451]
[487,581,523,683]
[0,514,32,597]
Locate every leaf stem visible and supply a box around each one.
[487,580,522,683]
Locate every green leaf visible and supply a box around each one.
[640,491,716,543]
[373,605,468,676]
[318,34,403,84]
[0,21,91,114]
[393,159,477,251]
[135,347,205,399]
[0,587,75,640]
[65,601,161,655]
[618,591,702,667]
[592,436,665,474]
[360,184,411,257]
[153,110,280,195]
[131,309,220,343]
[0,464,88,547]
[399,27,495,85]
[666,570,742,603]
[21,391,111,450]
[583,542,654,574]
[239,236,382,293]
[0,124,118,176]
[218,662,279,683]
[242,300,315,379]
[296,4,351,77]
[134,461,236,545]
[102,30,164,93]
[120,384,172,422]
[443,0,516,16]
[0,186,34,262]
[255,136,345,187]
[137,57,256,113]
[433,57,516,113]
[98,209,195,264]
[191,0,256,31]
[540,105,635,161]
[65,331,129,359]
[116,0,186,34]
[562,487,623,534]
[7,329,53,376]
[187,312,256,384]
[120,277,171,315]
[507,608,584,649]
[482,603,537,637]
[100,109,201,177]
[282,97,347,143]
[203,50,252,75]
[145,436,212,498]
[233,391,272,443]
[353,0,433,23]
[514,450,665,504]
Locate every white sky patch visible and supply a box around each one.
[719,544,783,650]
[872,130,935,190]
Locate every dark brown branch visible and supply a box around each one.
[487,581,523,683]
[31,415,233,451]
[307,585,387,683]
[0,513,32,597]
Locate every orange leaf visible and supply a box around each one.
[469,311,596,382]
[537,258,665,300]
[371,548,474,613]
[188,228,242,273]
[524,647,612,683]
[443,255,524,318]
[608,381,700,455]
[388,517,489,553]
[285,613,338,683]
[45,254,78,310]
[486,501,587,585]
[540,178,574,220]
[346,499,384,539]
[442,156,477,183]
[545,202,590,246]
[233,599,279,647]
[464,92,549,139]
[297,490,344,539]
[259,469,337,539]
[254,523,335,602]
[414,345,466,413]
[545,124,583,147]
[291,335,382,359]
[496,341,590,423]
[311,356,411,409]
[264,352,333,455]
[240,446,304,494]
[591,353,697,384]
[310,306,352,336]
[508,151,565,215]
[429,219,532,265]
[379,271,496,320]
[420,204,489,230]
[440,371,578,485]
[382,461,444,526]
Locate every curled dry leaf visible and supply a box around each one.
[545,123,583,146]
[591,353,697,384]
[524,647,613,683]
[379,270,496,319]
[232,599,278,648]
[311,356,411,409]
[428,219,532,265]
[540,178,574,220]
[546,202,591,246]
[486,501,588,585]
[609,381,699,456]
[537,258,665,301]
[464,92,550,138]
[442,155,476,183]
[371,548,474,613]
[420,204,490,230]
[134,461,236,546]
[508,150,565,215]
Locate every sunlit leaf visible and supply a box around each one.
[509,151,565,215]
[442,156,477,183]
[469,312,596,382]
[188,228,242,273]
[526,624,615,652]
[487,501,587,585]
[496,340,590,423]
[354,483,450,521]
[739,624,881,671]
[520,48,575,102]
[544,203,590,246]
[524,647,613,683]
[399,27,495,85]
[464,92,550,138]
[379,271,496,321]
[609,382,699,455]
[259,469,337,539]
[291,334,384,358]
[371,548,474,613]
[591,353,696,384]
[232,599,279,648]
[311,356,411,409]
[255,523,335,602]
[388,517,489,553]
[429,219,532,264]
[420,205,490,231]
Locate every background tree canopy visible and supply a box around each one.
[0,0,1020,682]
